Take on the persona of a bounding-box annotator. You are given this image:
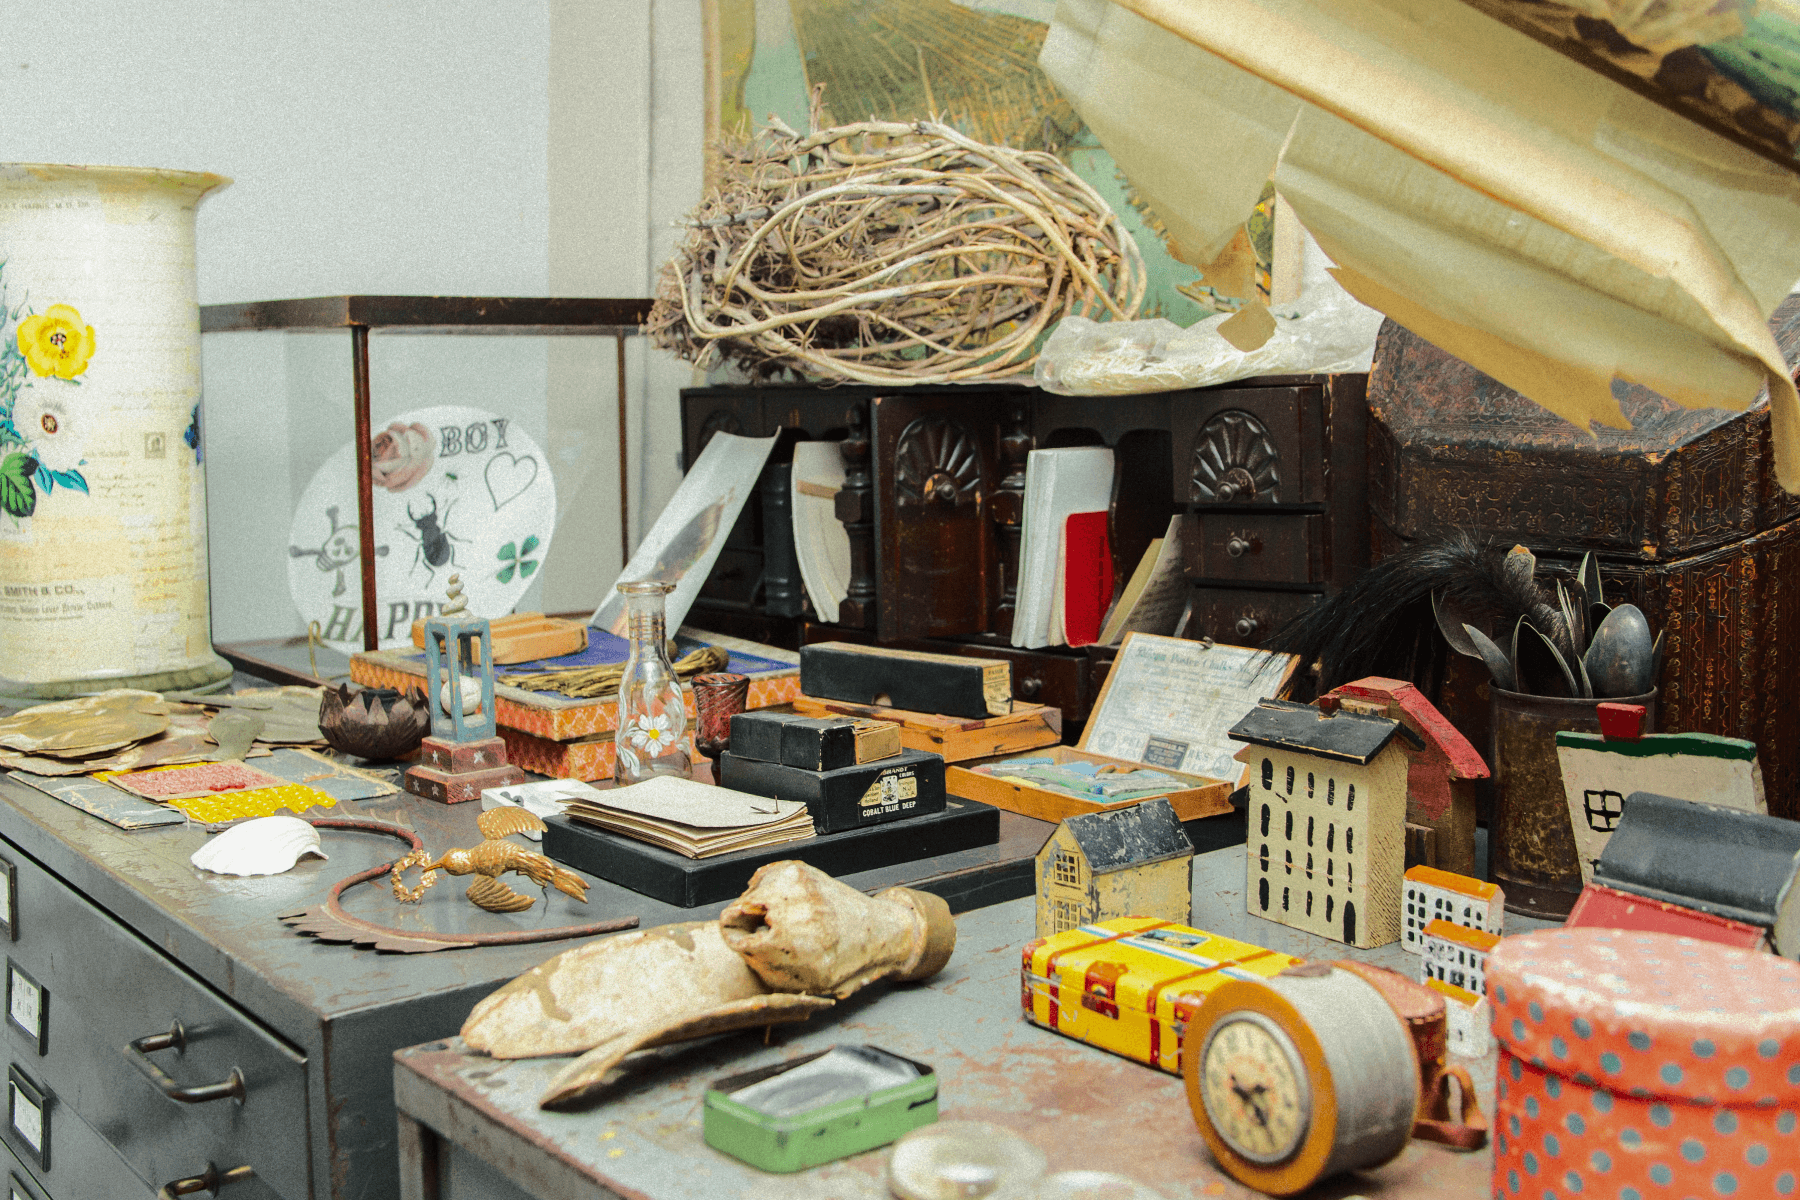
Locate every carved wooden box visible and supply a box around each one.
[679,375,1372,729]
[1367,295,1800,819]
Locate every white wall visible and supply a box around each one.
[1,0,705,643]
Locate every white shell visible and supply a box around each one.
[190,816,328,877]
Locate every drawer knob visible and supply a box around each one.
[1017,677,1042,699]
[1226,536,1252,559]
[159,1162,254,1199]
[1235,617,1260,639]
[127,1020,247,1105]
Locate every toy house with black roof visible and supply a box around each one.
[1034,797,1195,938]
[1228,696,1422,948]
[1595,791,1800,959]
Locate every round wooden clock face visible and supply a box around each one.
[1198,1012,1312,1164]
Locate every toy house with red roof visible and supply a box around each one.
[1324,677,1490,876]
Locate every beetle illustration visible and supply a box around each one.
[396,493,467,583]
[290,506,388,597]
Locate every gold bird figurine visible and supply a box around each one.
[423,807,591,913]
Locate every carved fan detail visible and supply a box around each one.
[696,409,745,457]
[895,417,983,509]
[1191,410,1280,503]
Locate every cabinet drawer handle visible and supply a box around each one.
[126,1020,247,1105]
[1226,536,1252,558]
[1234,617,1260,639]
[158,1162,254,1199]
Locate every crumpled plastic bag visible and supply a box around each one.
[1034,231,1385,395]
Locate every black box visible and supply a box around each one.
[728,710,803,764]
[781,717,904,771]
[800,642,1010,720]
[543,800,1000,907]
[719,748,947,834]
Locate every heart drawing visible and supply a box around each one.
[485,452,539,512]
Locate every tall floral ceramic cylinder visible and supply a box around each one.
[0,164,233,698]
[614,581,691,784]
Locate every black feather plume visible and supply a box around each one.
[1264,532,1566,698]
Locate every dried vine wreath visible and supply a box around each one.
[649,95,1146,384]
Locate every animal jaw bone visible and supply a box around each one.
[459,860,958,1109]
[719,860,957,997]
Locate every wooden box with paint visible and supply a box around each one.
[1019,917,1301,1075]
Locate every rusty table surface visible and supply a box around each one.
[393,845,1554,1200]
[0,703,1056,1200]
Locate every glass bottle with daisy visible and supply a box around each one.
[614,580,693,784]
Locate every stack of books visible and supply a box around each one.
[561,775,814,859]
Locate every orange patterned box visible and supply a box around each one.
[351,629,799,776]
[1488,928,1800,1199]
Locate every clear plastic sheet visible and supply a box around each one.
[1034,233,1383,394]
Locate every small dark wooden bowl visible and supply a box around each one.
[318,683,431,760]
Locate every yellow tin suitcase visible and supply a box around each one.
[1020,917,1303,1074]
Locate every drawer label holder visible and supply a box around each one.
[6,1065,48,1172]
[3,964,44,1057]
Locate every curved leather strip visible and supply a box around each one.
[276,817,637,952]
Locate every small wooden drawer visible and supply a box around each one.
[2,842,308,1200]
[1182,512,1325,584]
[1182,586,1322,647]
[1172,385,1324,505]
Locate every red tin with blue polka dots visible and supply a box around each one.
[1486,928,1800,1200]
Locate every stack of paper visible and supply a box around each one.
[1012,447,1115,649]
[1098,515,1189,646]
[562,775,815,858]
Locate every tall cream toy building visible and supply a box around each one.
[1228,695,1420,948]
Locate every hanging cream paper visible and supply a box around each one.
[1041,0,1800,490]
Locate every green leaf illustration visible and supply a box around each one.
[496,563,516,584]
[520,534,540,556]
[1,453,37,518]
[497,541,516,561]
[520,559,538,579]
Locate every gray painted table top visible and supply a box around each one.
[0,765,1048,1054]
[395,845,1554,1200]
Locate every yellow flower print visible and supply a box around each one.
[17,304,96,379]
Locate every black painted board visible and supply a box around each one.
[543,800,1001,908]
[800,642,1008,719]
[719,748,947,834]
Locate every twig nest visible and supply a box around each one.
[649,113,1144,384]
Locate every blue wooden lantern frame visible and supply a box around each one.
[423,613,496,742]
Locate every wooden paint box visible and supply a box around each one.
[1020,917,1302,1074]
[948,634,1288,824]
[950,746,1231,823]
[789,695,1061,763]
[410,612,587,665]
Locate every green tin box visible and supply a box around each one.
[702,1044,938,1173]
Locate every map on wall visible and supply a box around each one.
[703,0,1272,323]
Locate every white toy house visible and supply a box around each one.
[1420,918,1500,995]
[1427,978,1494,1057]
[1229,696,1420,948]
[1403,865,1504,954]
